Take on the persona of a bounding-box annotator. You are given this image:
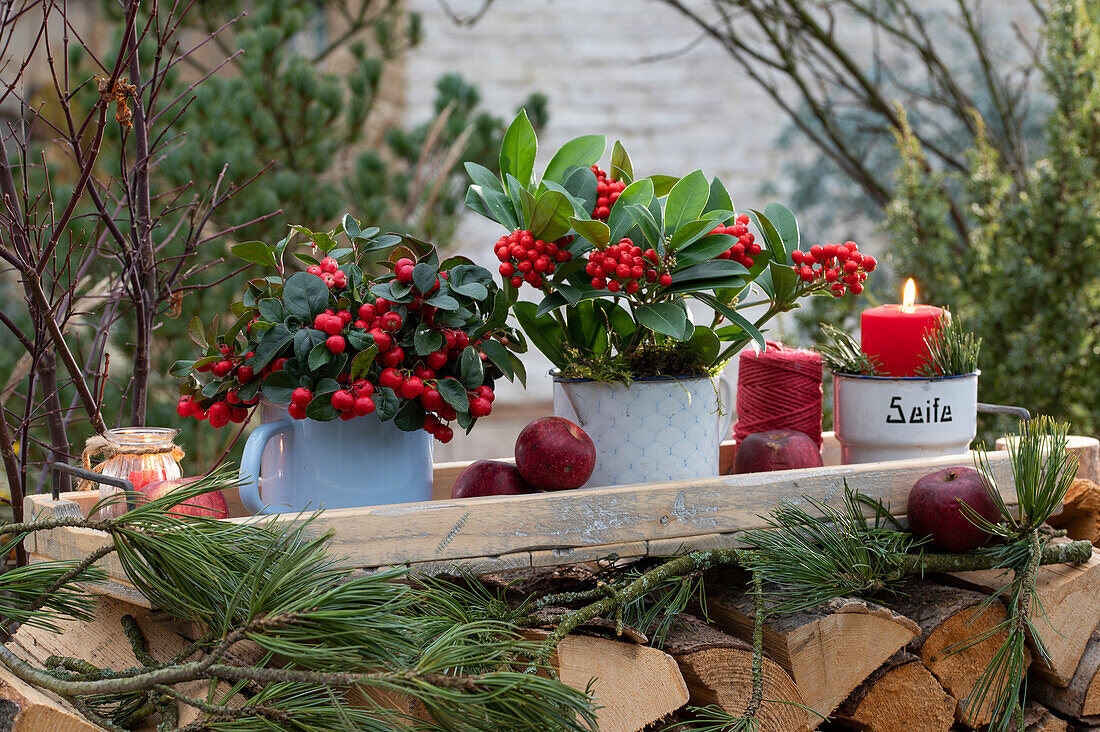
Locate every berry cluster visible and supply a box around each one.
[591,166,625,221]
[305,257,348,289]
[792,241,876,296]
[494,230,572,289]
[710,214,762,270]
[178,344,263,427]
[585,238,672,293]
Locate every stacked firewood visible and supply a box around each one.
[484,552,1100,732]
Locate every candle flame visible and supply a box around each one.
[902,278,917,313]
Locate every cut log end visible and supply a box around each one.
[834,652,955,732]
[665,615,805,732]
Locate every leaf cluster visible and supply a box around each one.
[173,217,526,430]
[466,113,866,381]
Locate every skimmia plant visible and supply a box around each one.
[172,218,524,443]
[0,420,1088,730]
[465,112,878,381]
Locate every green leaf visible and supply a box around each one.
[341,214,361,241]
[437,378,471,413]
[188,316,207,349]
[349,345,379,381]
[648,174,680,197]
[260,370,298,404]
[768,260,799,300]
[559,167,598,216]
[412,262,438,294]
[459,346,485,389]
[499,110,537,188]
[610,140,633,183]
[170,360,195,378]
[569,218,611,248]
[394,399,426,432]
[763,202,799,262]
[258,298,284,324]
[425,292,460,310]
[506,174,534,228]
[282,271,331,320]
[294,328,324,365]
[705,177,735,219]
[374,388,400,421]
[414,325,445,355]
[512,300,567,366]
[464,162,505,194]
[608,177,656,243]
[479,339,515,380]
[231,241,278,269]
[671,259,749,283]
[664,170,710,234]
[305,396,338,422]
[698,293,766,352]
[626,203,662,249]
[543,135,606,183]
[675,233,737,266]
[668,218,723,255]
[308,342,333,371]
[748,209,787,263]
[530,190,574,242]
[508,352,527,388]
[636,302,691,340]
[346,327,373,351]
[252,324,294,371]
[466,186,518,229]
[685,325,722,367]
[292,251,321,267]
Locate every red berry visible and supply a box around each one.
[331,390,355,412]
[469,397,492,418]
[421,388,445,412]
[176,398,192,418]
[396,264,414,283]
[211,360,233,378]
[658,273,672,287]
[850,282,864,295]
[381,312,402,332]
[354,397,376,416]
[510,276,523,288]
[400,377,425,399]
[271,357,288,372]
[475,385,495,402]
[291,387,312,407]
[499,263,515,277]
[323,316,343,336]
[288,403,307,420]
[435,425,454,443]
[236,366,254,383]
[426,351,448,370]
[326,335,346,354]
[369,328,392,352]
[863,256,877,272]
[353,380,375,397]
[810,244,823,260]
[358,303,376,320]
[413,365,436,380]
[454,332,470,350]
[378,368,403,391]
[375,298,391,315]
[439,405,458,421]
[320,257,338,274]
[381,347,405,368]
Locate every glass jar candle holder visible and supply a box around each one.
[85,428,183,518]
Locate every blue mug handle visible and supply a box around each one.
[239,420,293,515]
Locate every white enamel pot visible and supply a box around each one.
[833,372,979,464]
[553,374,734,488]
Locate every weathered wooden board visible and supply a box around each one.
[26,447,1015,597]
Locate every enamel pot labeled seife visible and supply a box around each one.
[833,372,979,464]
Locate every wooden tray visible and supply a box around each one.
[23,434,1017,608]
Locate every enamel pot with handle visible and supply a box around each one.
[239,400,432,514]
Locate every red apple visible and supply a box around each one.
[514,417,595,491]
[138,477,229,519]
[451,460,535,499]
[907,466,1000,552]
[733,430,823,474]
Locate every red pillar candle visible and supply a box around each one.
[860,279,943,376]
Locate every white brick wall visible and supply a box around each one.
[401,0,1037,407]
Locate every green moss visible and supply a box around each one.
[559,342,716,383]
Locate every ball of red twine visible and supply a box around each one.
[733,341,823,448]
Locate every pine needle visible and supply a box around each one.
[917,310,981,377]
[816,323,882,376]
